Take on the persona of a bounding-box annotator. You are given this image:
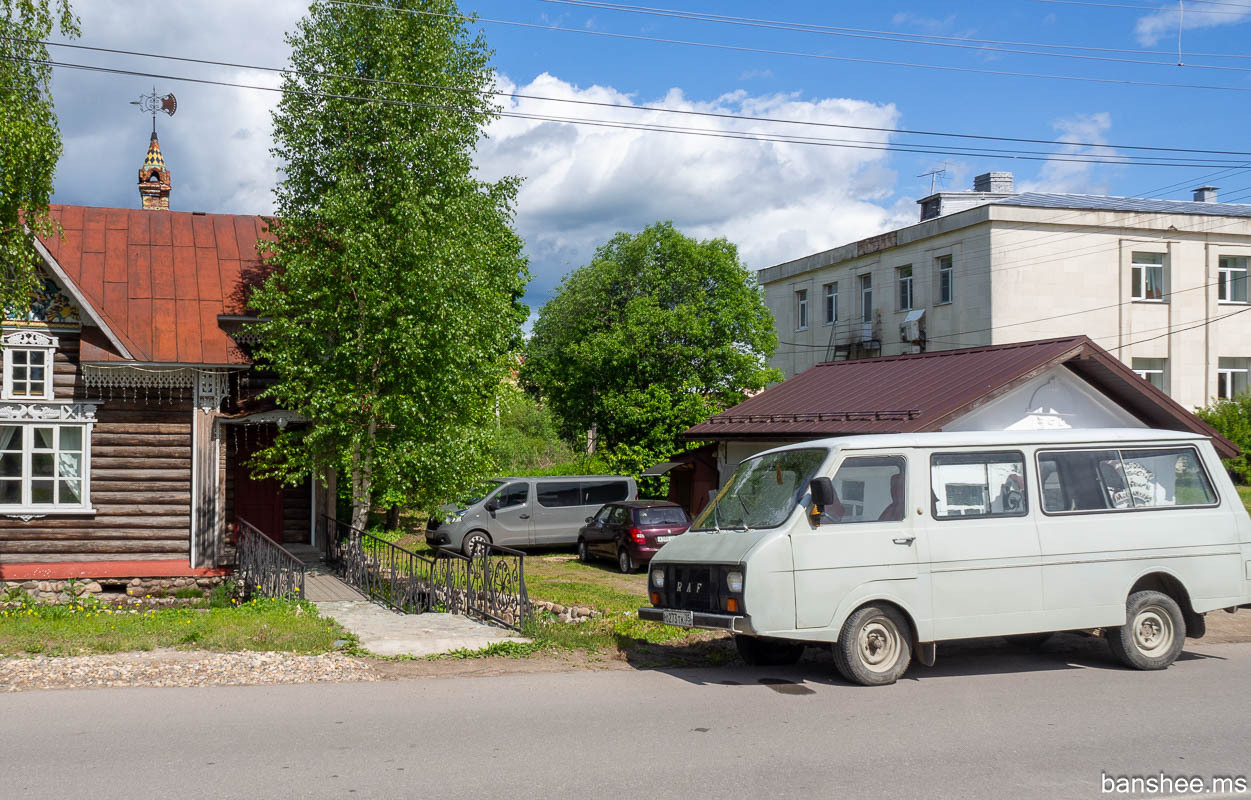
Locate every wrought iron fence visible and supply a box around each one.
[235,518,306,600]
[319,514,528,631]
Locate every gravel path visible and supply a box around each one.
[0,650,379,692]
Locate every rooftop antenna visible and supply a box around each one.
[129,86,177,133]
[918,166,948,195]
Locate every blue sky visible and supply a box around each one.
[47,0,1251,316]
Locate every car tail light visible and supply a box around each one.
[629,527,646,544]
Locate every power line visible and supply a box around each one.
[22,36,1251,158]
[537,0,1251,73]
[331,1,1251,94]
[1031,0,1251,15]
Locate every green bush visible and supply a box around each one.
[1196,395,1251,479]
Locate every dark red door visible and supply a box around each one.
[234,427,284,543]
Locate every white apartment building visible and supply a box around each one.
[760,172,1251,411]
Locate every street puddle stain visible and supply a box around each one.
[758,678,815,695]
[692,727,711,733]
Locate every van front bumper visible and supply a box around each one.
[638,607,747,632]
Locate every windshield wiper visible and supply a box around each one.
[735,496,753,532]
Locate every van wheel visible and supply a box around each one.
[616,546,635,574]
[462,531,490,558]
[577,538,590,563]
[834,605,912,686]
[735,635,804,666]
[1107,590,1185,671]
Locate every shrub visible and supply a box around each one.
[1196,395,1251,480]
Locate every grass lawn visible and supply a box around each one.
[0,596,350,657]
[1238,485,1251,514]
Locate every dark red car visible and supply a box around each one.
[576,500,690,573]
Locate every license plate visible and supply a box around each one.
[656,536,674,544]
[662,609,694,627]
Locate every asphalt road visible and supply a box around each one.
[2,639,1249,800]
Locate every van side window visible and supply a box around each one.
[1037,447,1217,514]
[930,452,1027,519]
[821,456,906,524]
[583,480,628,505]
[497,483,529,509]
[537,482,582,508]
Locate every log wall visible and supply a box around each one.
[0,334,194,564]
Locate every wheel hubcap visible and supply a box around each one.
[857,617,901,673]
[1133,605,1175,656]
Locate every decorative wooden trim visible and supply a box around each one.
[0,402,98,422]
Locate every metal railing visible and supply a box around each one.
[235,518,306,600]
[319,514,529,631]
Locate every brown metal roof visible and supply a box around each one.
[684,336,1238,458]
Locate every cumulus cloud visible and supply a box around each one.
[1134,0,1251,46]
[476,75,913,306]
[1019,112,1123,195]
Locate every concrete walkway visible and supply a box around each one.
[314,601,524,658]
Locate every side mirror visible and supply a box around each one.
[585,516,593,523]
[484,500,498,515]
[810,477,835,514]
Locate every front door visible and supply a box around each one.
[792,454,921,630]
[923,449,1044,639]
[233,426,283,543]
[487,481,534,548]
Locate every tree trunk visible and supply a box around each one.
[384,504,400,530]
[349,418,377,532]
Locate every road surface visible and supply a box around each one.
[2,638,1249,799]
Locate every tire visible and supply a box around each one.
[833,605,913,686]
[1106,590,1186,671]
[617,546,635,574]
[735,635,804,666]
[577,538,590,564]
[462,531,490,558]
[1005,632,1054,650]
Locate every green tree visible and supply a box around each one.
[0,0,78,315]
[492,384,575,472]
[1196,395,1251,481]
[521,222,781,475]
[249,0,528,531]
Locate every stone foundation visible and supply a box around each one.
[3,575,226,605]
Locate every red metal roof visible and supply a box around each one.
[685,336,1238,457]
[36,204,272,366]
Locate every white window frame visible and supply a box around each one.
[1218,256,1249,304]
[1131,252,1166,303]
[1132,357,1167,394]
[859,274,873,320]
[937,254,954,304]
[822,282,838,326]
[1218,357,1249,399]
[0,422,94,515]
[795,289,809,331]
[1,330,57,402]
[896,265,914,311]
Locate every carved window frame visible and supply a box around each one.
[1,330,59,402]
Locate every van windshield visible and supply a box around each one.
[466,480,505,507]
[692,448,827,531]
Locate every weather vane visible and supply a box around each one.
[129,86,177,133]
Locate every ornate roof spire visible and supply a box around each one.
[138,130,172,211]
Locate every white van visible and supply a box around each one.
[639,429,1251,685]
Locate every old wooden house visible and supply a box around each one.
[0,130,327,593]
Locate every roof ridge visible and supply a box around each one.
[813,335,1085,367]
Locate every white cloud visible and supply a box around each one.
[1135,1,1251,46]
[1019,112,1123,195]
[476,74,913,305]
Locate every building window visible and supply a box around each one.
[1,330,58,402]
[1131,252,1165,302]
[859,274,873,320]
[0,424,90,512]
[1132,357,1167,393]
[896,265,913,311]
[936,254,954,304]
[1219,256,1249,304]
[795,289,809,331]
[823,282,838,325]
[1218,357,1249,399]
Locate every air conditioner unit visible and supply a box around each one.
[901,309,926,343]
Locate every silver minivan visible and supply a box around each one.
[425,475,638,555]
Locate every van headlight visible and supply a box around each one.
[651,569,665,589]
[725,570,744,593]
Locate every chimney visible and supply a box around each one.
[1193,186,1219,203]
[973,171,1014,193]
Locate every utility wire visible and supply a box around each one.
[537,0,1251,72]
[331,1,1251,94]
[1031,0,1251,15]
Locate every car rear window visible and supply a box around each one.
[637,507,688,526]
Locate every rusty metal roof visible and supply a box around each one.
[685,336,1238,458]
